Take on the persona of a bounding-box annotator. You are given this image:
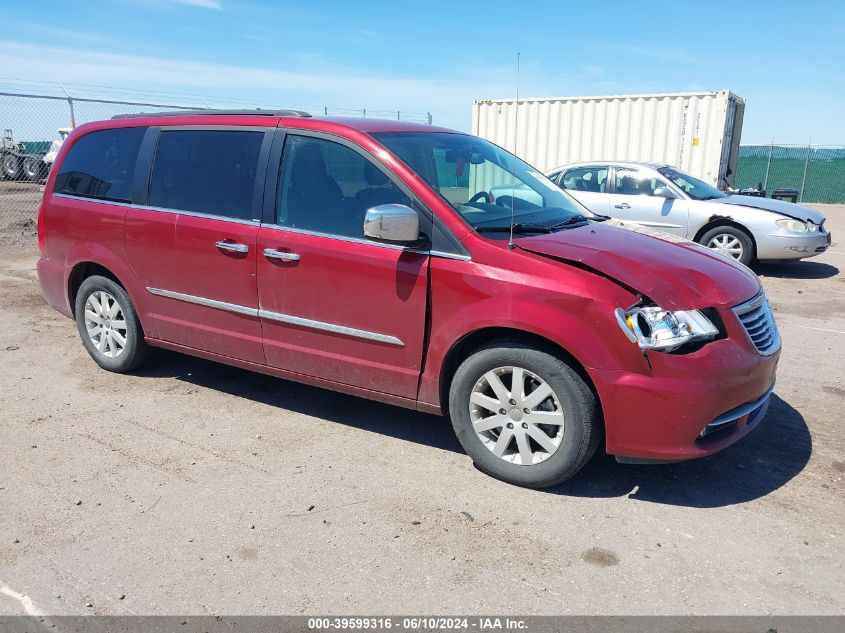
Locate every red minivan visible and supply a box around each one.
[37,110,780,487]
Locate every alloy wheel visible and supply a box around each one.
[83,290,128,358]
[706,233,744,260]
[23,156,42,181]
[469,366,565,466]
[2,155,20,179]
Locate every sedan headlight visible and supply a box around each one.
[776,218,815,233]
[615,306,719,352]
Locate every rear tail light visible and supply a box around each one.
[37,200,46,254]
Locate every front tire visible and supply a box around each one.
[74,275,148,373]
[699,225,754,266]
[2,154,21,180]
[448,341,601,488]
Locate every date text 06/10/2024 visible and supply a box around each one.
[307,617,528,630]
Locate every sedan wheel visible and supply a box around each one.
[699,225,754,266]
[470,366,565,466]
[706,233,744,260]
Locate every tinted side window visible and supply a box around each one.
[149,130,264,220]
[54,127,145,202]
[614,167,669,196]
[561,166,608,193]
[278,135,411,239]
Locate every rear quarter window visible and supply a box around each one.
[54,127,145,203]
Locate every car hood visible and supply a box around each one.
[711,195,826,224]
[515,222,761,310]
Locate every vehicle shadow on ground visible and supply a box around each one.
[548,394,811,507]
[138,354,810,508]
[754,260,839,280]
[136,350,465,454]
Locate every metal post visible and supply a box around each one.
[59,82,76,128]
[799,138,811,203]
[362,108,366,118]
[427,112,432,125]
[763,139,773,192]
[397,110,400,120]
[324,106,328,116]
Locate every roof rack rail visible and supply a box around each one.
[111,108,313,120]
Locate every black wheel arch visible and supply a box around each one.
[67,262,126,318]
[694,218,757,253]
[438,327,600,418]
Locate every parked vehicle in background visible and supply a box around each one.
[0,127,70,181]
[38,111,780,488]
[548,161,831,265]
[41,128,72,176]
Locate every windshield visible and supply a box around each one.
[657,166,726,201]
[372,132,591,236]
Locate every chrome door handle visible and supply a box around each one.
[614,203,631,210]
[264,248,300,262]
[216,240,249,253]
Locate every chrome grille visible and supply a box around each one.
[733,291,780,355]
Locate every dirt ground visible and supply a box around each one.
[0,197,842,616]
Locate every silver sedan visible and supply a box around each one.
[546,161,831,265]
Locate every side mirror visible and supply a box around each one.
[363,204,420,244]
[653,187,678,199]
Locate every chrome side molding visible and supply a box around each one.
[147,287,257,316]
[258,310,404,346]
[146,287,404,346]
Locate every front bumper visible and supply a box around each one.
[756,228,831,260]
[593,336,780,462]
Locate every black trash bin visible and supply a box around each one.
[771,188,799,203]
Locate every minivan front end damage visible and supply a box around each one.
[592,327,779,462]
[601,291,779,462]
[513,225,780,462]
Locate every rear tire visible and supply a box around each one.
[74,275,149,373]
[22,156,43,181]
[699,225,754,266]
[448,341,601,488]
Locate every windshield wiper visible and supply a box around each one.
[475,223,554,234]
[549,215,591,228]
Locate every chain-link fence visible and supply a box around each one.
[734,143,845,204]
[0,90,432,236]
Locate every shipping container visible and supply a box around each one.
[472,90,745,188]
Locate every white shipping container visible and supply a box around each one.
[471,90,745,188]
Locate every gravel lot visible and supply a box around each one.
[0,195,842,616]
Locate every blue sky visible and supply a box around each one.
[1,0,844,142]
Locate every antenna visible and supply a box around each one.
[508,52,521,250]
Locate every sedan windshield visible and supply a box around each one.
[657,166,726,201]
[372,132,592,236]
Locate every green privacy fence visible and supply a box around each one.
[734,144,845,204]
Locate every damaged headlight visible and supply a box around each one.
[615,306,719,352]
